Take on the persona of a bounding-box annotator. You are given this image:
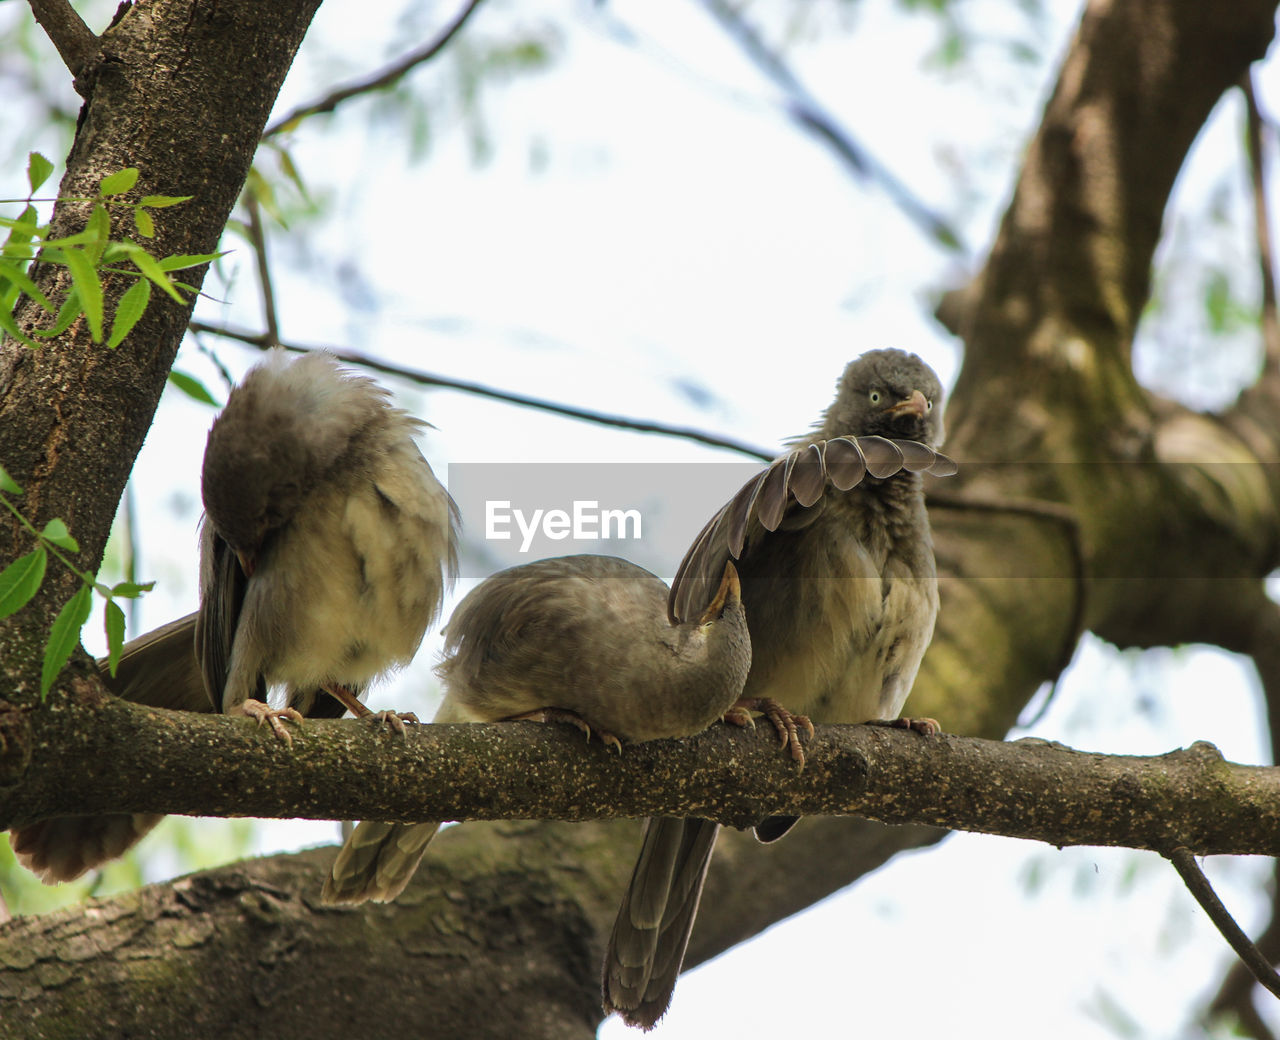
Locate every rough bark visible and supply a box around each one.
[2,0,1280,1036]
[1,700,1276,856]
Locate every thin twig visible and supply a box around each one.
[696,0,965,254]
[26,0,100,85]
[186,320,774,459]
[1242,70,1280,373]
[263,0,486,137]
[1168,846,1280,1001]
[242,192,280,345]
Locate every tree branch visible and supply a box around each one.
[1,695,1275,858]
[242,191,280,345]
[186,321,775,459]
[26,0,99,86]
[263,0,486,137]
[1168,847,1280,999]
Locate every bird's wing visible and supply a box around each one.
[668,436,956,623]
[99,612,213,713]
[194,525,260,712]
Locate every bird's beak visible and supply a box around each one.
[886,389,928,418]
[236,549,257,578]
[699,562,740,625]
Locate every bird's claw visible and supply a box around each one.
[870,716,941,736]
[237,699,304,745]
[369,709,420,736]
[504,707,623,753]
[724,697,813,769]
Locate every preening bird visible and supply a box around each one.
[9,350,458,882]
[196,349,458,738]
[322,553,754,906]
[601,348,956,1029]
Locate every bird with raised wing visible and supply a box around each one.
[602,348,956,1029]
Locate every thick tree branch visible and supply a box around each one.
[263,0,486,136]
[186,321,775,458]
[26,0,99,85]
[0,696,1274,858]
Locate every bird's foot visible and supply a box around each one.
[368,709,420,736]
[236,699,304,745]
[724,697,815,768]
[504,707,623,753]
[868,716,941,735]
[322,685,417,734]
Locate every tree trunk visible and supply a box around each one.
[2,0,1279,1036]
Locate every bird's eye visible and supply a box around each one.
[925,398,933,411]
[869,390,881,405]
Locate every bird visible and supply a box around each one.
[601,348,956,1030]
[196,348,458,739]
[321,553,757,906]
[9,350,458,883]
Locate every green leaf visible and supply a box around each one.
[84,204,111,264]
[133,207,155,239]
[61,246,104,341]
[138,195,192,209]
[27,153,54,193]
[277,149,310,201]
[40,517,79,552]
[0,548,46,618]
[103,599,126,677]
[156,252,221,272]
[0,259,53,312]
[0,302,41,349]
[121,242,183,303]
[33,286,82,339]
[41,583,93,697]
[0,463,22,494]
[40,229,101,250]
[86,203,110,240]
[107,277,151,348]
[168,368,220,406]
[99,167,140,197]
[3,204,42,249]
[109,580,154,598]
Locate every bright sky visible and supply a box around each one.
[4,0,1279,1035]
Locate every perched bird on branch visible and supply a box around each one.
[602,348,956,1029]
[195,349,457,739]
[10,350,457,882]
[321,553,763,905]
